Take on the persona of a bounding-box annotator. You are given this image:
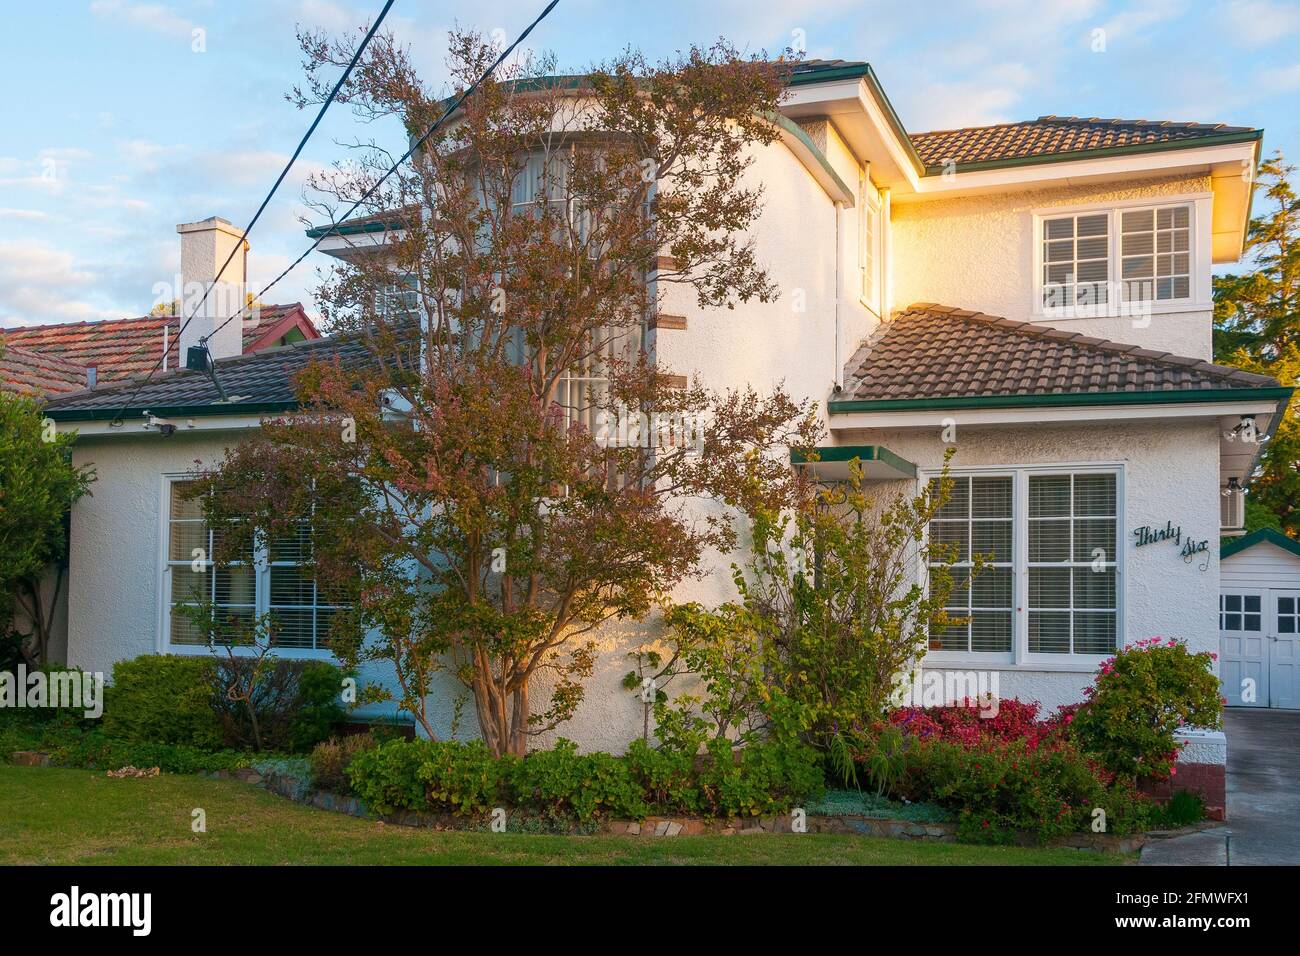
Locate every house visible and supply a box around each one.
[1220,528,1300,710]
[37,61,1290,812]
[0,222,320,401]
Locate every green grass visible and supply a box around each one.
[0,765,1125,865]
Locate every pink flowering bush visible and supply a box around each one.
[888,698,1058,749]
[1067,637,1222,781]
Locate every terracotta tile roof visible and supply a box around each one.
[42,333,373,419]
[841,303,1279,403]
[909,115,1257,168]
[0,304,318,396]
[0,345,89,397]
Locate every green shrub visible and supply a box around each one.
[345,738,432,813]
[899,735,1150,844]
[1151,790,1206,829]
[102,653,346,754]
[418,740,512,814]
[508,739,646,822]
[624,738,700,813]
[103,655,223,749]
[309,733,379,794]
[695,738,825,818]
[1068,637,1223,781]
[210,657,347,752]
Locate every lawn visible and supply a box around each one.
[0,765,1125,865]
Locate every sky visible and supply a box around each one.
[1,0,1298,330]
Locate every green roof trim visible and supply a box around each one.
[828,386,1294,414]
[790,443,917,479]
[45,400,299,423]
[1221,527,1300,561]
[764,111,854,202]
[921,128,1264,176]
[305,219,408,239]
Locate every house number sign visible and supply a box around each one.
[1132,521,1209,569]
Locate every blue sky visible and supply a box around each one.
[2,0,1298,329]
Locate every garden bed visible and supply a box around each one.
[203,764,1146,854]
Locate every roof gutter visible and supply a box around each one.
[45,400,299,423]
[828,385,1293,414]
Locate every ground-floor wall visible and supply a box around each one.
[60,416,1229,766]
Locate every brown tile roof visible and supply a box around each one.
[0,304,318,396]
[909,115,1257,168]
[0,345,89,397]
[842,303,1279,403]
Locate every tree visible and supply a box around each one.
[1214,151,1300,535]
[191,31,817,757]
[649,455,969,756]
[0,389,94,665]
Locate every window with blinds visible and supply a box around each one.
[1027,473,1118,655]
[1121,206,1190,303]
[165,479,344,652]
[1039,203,1194,311]
[1041,212,1109,308]
[167,480,255,646]
[929,475,1014,653]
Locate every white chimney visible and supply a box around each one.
[177,217,248,364]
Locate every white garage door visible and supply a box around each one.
[1221,590,1300,709]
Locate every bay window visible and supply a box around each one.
[927,466,1122,663]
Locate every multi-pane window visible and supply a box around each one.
[1279,596,1298,634]
[929,476,1014,653]
[1121,206,1190,303]
[927,468,1121,660]
[167,481,255,645]
[860,188,878,308]
[165,479,343,652]
[1027,473,1118,655]
[1042,212,1109,308]
[1219,594,1261,632]
[1039,202,1194,310]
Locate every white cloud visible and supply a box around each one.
[1096,0,1188,44]
[0,240,110,326]
[1220,0,1300,47]
[89,1,195,39]
[1259,62,1300,91]
[0,208,51,221]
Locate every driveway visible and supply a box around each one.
[1222,707,1300,865]
[1140,708,1300,865]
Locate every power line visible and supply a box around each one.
[109,0,399,426]
[198,0,561,353]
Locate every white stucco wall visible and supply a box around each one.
[890,174,1215,359]
[64,429,396,709]
[837,418,1222,727]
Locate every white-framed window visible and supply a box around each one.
[161,477,345,655]
[925,465,1123,666]
[1036,199,1202,315]
[929,475,1014,653]
[859,178,879,311]
[1220,594,1262,632]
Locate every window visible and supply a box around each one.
[1279,596,1298,634]
[1220,594,1262,632]
[927,467,1122,661]
[860,185,879,309]
[929,476,1014,653]
[1121,206,1190,303]
[1027,473,1117,655]
[1039,202,1195,312]
[164,479,345,653]
[1042,212,1109,308]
